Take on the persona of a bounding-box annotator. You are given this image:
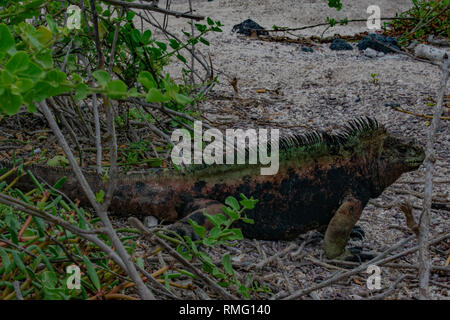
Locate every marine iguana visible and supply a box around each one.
[0,118,425,260]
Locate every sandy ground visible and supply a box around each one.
[136,0,450,299]
[167,0,413,36]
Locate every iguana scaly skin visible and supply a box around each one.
[0,118,425,260]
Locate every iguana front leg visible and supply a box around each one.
[168,199,223,239]
[324,194,364,260]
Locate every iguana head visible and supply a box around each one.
[374,134,425,195]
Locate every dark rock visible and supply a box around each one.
[385,102,400,108]
[301,46,314,53]
[232,19,268,36]
[330,39,353,51]
[357,34,399,53]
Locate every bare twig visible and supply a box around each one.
[418,53,449,299]
[100,0,204,21]
[13,281,24,300]
[250,17,417,34]
[368,275,409,300]
[253,243,297,270]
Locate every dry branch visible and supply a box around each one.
[101,0,204,21]
[418,54,449,299]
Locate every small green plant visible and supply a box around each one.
[370,73,380,86]
[328,0,343,11]
[167,194,271,298]
[0,161,141,299]
[387,0,449,42]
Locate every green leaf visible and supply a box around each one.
[222,206,239,220]
[238,284,250,299]
[178,269,196,279]
[0,24,15,54]
[169,39,179,49]
[92,70,110,87]
[184,235,199,254]
[138,71,157,90]
[203,211,221,228]
[12,251,27,275]
[14,78,34,93]
[1,70,14,85]
[35,26,52,45]
[155,41,167,51]
[187,219,206,239]
[241,217,254,224]
[106,80,127,99]
[0,89,22,115]
[209,226,221,240]
[126,11,135,21]
[127,87,140,97]
[75,83,88,100]
[199,37,210,46]
[47,155,69,167]
[145,88,170,103]
[6,51,30,74]
[27,79,71,102]
[131,29,141,44]
[195,24,207,32]
[136,257,145,269]
[207,17,214,26]
[176,54,187,63]
[44,69,67,87]
[239,194,258,210]
[0,248,11,271]
[46,15,59,34]
[83,256,101,291]
[225,196,240,211]
[16,62,44,81]
[26,170,43,192]
[222,253,234,275]
[142,30,152,44]
[222,228,244,241]
[328,0,343,10]
[95,190,105,204]
[35,50,53,69]
[173,93,191,105]
[26,102,37,112]
[176,245,193,261]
